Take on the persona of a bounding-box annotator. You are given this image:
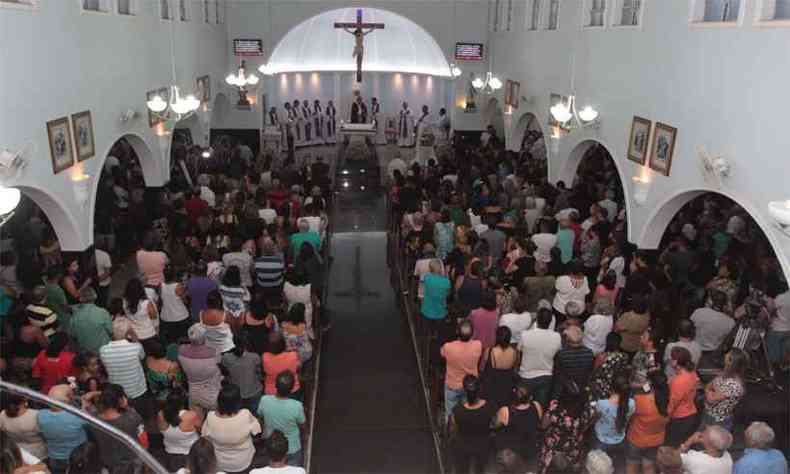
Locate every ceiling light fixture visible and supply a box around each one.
[226,60,259,108]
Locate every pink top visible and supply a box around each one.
[595,284,619,306]
[136,250,168,286]
[469,308,499,349]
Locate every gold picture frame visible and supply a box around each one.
[46,117,75,174]
[627,116,651,165]
[71,110,95,162]
[648,122,678,177]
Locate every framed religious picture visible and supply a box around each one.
[549,93,570,132]
[511,81,521,109]
[649,122,677,176]
[46,117,75,174]
[196,75,211,104]
[627,116,651,165]
[71,111,95,162]
[504,79,514,106]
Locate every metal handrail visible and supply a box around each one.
[0,380,170,474]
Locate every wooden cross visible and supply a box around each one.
[334,9,385,83]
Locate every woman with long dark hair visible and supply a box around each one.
[589,332,631,400]
[538,380,597,474]
[626,372,670,474]
[122,278,158,342]
[158,389,202,471]
[450,375,497,474]
[592,374,635,453]
[480,326,518,409]
[494,382,543,462]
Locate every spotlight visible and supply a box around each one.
[360,169,366,174]
[341,169,349,175]
[343,181,349,188]
[360,185,366,191]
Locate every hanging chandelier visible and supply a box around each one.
[146,13,200,121]
[226,60,260,87]
[472,71,503,95]
[550,94,599,129]
[449,62,463,78]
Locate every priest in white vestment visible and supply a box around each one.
[397,102,415,148]
[301,100,313,145]
[371,97,386,145]
[292,99,306,147]
[312,100,324,145]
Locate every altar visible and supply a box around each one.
[337,122,376,165]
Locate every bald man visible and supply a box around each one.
[37,385,88,473]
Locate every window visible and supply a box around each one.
[215,0,223,24]
[527,0,542,30]
[584,0,607,27]
[547,0,560,29]
[178,0,189,21]
[117,0,134,15]
[161,0,171,20]
[493,0,501,31]
[755,0,790,22]
[703,0,740,21]
[81,0,111,13]
[204,0,213,24]
[619,0,641,25]
[0,0,39,10]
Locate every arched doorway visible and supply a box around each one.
[513,112,548,183]
[483,97,505,141]
[561,140,629,238]
[91,135,153,258]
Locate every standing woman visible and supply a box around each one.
[0,394,48,461]
[702,348,746,431]
[538,380,597,474]
[592,374,635,453]
[450,375,497,474]
[626,372,670,474]
[283,268,317,340]
[218,265,251,333]
[553,260,590,327]
[481,326,519,410]
[433,208,455,261]
[62,258,92,307]
[158,390,202,471]
[494,383,543,463]
[178,325,223,413]
[122,278,158,344]
[160,267,192,345]
[201,384,262,474]
[455,260,486,317]
[666,347,700,447]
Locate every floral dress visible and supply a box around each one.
[704,375,744,427]
[538,400,596,474]
[434,222,455,261]
[589,351,630,400]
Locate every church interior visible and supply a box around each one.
[1,1,790,473]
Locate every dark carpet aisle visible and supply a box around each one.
[311,189,439,473]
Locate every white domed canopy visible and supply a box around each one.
[268,8,452,77]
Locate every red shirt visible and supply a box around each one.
[32,351,77,394]
[184,197,208,224]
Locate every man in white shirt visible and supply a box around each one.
[518,308,561,406]
[691,290,735,352]
[679,425,733,474]
[598,190,618,223]
[583,300,615,355]
[499,297,532,344]
[95,243,112,308]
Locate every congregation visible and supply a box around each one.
[0,135,333,474]
[393,132,789,474]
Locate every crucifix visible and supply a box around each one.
[334,9,385,83]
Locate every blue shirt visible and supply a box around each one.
[37,409,88,460]
[557,229,575,264]
[734,448,787,474]
[421,273,451,320]
[593,398,635,445]
[257,395,306,454]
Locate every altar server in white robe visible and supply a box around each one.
[325,100,337,144]
[312,100,324,145]
[284,102,298,153]
[415,105,434,146]
[268,106,285,152]
[371,97,386,145]
[436,108,451,144]
[301,100,313,145]
[397,102,415,148]
[292,99,306,147]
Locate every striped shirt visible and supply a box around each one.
[254,254,285,288]
[99,340,147,399]
[25,304,58,339]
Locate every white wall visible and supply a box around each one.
[490,0,790,278]
[0,0,228,250]
[223,0,491,131]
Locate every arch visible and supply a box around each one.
[561,139,632,239]
[88,133,159,239]
[511,112,545,151]
[268,7,452,77]
[638,187,790,280]
[483,97,505,138]
[16,185,85,251]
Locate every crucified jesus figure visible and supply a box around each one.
[334,9,385,83]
